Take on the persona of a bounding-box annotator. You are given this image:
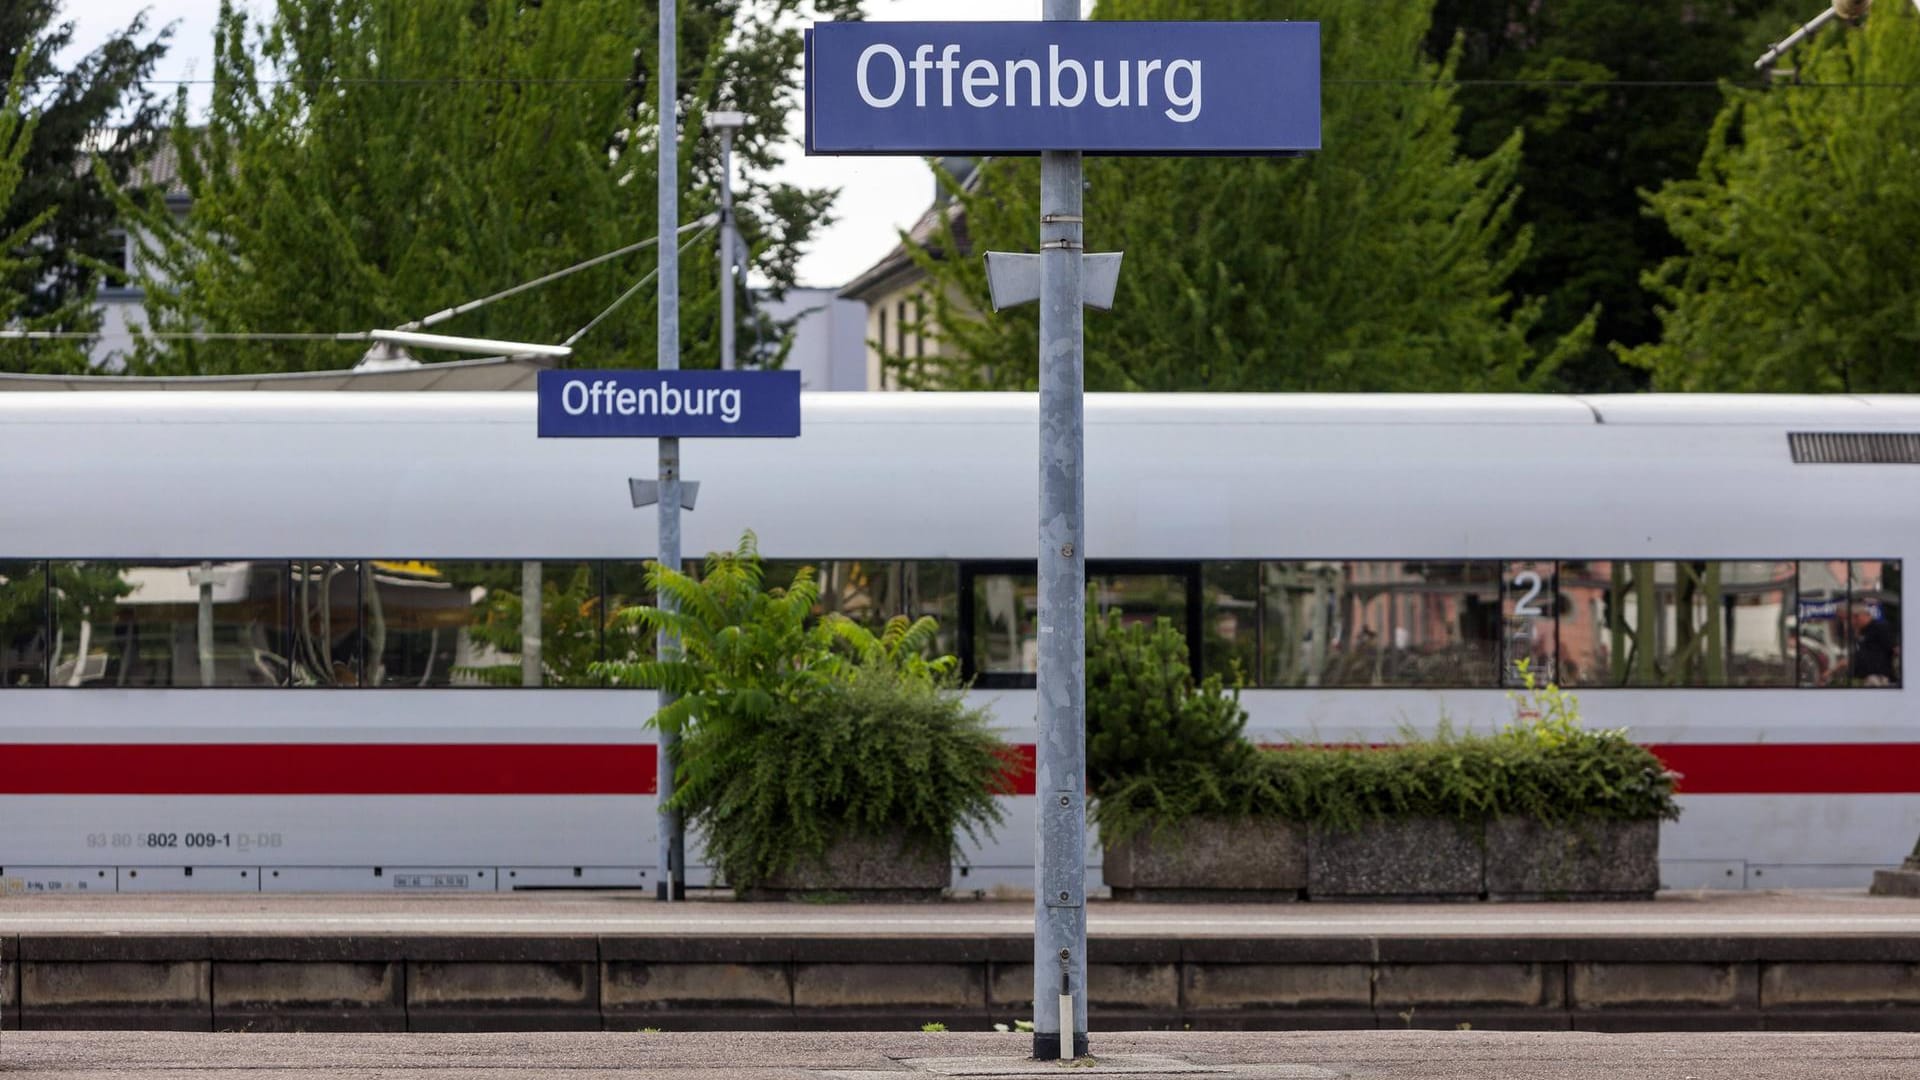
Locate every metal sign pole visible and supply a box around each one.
[656,0,685,903]
[1033,0,1088,1060]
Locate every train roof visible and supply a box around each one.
[1,391,1919,429]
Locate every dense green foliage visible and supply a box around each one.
[1086,612,1252,797]
[115,0,858,375]
[898,0,1590,392]
[1091,632,1680,841]
[1625,5,1920,391]
[593,533,1004,888]
[0,1,169,374]
[1426,0,1796,393]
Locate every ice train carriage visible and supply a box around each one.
[0,391,1912,893]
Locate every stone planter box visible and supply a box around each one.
[1484,817,1659,900]
[1308,817,1485,901]
[1101,817,1307,901]
[738,832,949,901]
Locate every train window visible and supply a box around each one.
[1846,560,1900,688]
[602,561,656,679]
[1717,561,1797,687]
[768,560,908,631]
[291,561,362,686]
[1261,561,1499,688]
[905,561,960,661]
[50,561,290,687]
[362,560,600,688]
[1202,562,1259,686]
[0,561,48,687]
[1501,561,1558,687]
[969,569,1039,682]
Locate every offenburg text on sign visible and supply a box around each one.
[805,20,1319,155]
[536,369,802,438]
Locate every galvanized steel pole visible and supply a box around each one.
[717,123,737,372]
[656,0,685,902]
[1033,0,1088,1060]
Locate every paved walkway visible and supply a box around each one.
[2,1029,1918,1079]
[0,888,1915,937]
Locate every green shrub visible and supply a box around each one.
[592,532,1005,889]
[1090,643,1680,842]
[1086,612,1251,796]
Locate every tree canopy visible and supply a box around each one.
[1625,4,1920,392]
[1426,0,1797,393]
[118,0,857,375]
[897,0,1590,393]
[0,2,169,374]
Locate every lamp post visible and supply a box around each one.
[655,0,687,903]
[707,111,746,372]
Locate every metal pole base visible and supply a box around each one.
[1031,1034,1090,1061]
[654,880,685,901]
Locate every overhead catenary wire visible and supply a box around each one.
[562,223,713,349]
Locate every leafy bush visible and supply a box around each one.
[593,532,1005,889]
[1090,640,1680,842]
[1086,612,1251,795]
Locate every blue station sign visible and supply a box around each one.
[805,20,1319,156]
[536,369,801,438]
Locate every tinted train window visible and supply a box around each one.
[970,570,1038,680]
[1203,562,1259,686]
[51,561,290,687]
[1261,561,1500,688]
[363,560,600,688]
[292,561,361,686]
[0,561,47,687]
[906,561,960,660]
[602,561,656,678]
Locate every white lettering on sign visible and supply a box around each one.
[559,379,744,424]
[853,41,1203,123]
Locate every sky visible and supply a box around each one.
[60,0,1075,289]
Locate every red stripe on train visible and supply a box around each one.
[0,742,1908,796]
[0,744,659,795]
[1645,743,1920,795]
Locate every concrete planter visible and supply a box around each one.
[1102,817,1308,901]
[1308,818,1485,901]
[1485,817,1660,900]
[739,831,950,901]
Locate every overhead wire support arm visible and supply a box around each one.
[393,214,719,332]
[562,223,714,350]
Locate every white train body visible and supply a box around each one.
[0,391,1913,893]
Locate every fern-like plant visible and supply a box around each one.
[592,532,1005,890]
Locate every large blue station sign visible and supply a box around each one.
[805,21,1318,156]
[536,370,801,438]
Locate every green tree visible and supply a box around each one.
[1426,0,1796,393]
[118,0,857,375]
[0,2,170,374]
[1086,611,1251,799]
[1625,5,1920,391]
[900,0,1589,393]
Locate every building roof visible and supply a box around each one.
[837,160,979,303]
[0,355,551,392]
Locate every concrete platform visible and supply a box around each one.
[4,1029,1920,1079]
[0,890,1917,1033]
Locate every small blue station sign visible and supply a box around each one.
[805,20,1319,156]
[536,369,801,438]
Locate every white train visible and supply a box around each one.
[0,390,1912,893]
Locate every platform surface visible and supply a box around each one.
[2,887,1917,937]
[3,1029,1919,1079]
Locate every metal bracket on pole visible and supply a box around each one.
[984,251,1123,312]
[629,478,700,510]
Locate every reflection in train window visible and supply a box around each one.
[906,561,959,660]
[51,561,290,687]
[1716,562,1797,687]
[1564,561,1800,687]
[1261,561,1499,688]
[292,561,361,686]
[970,570,1038,679]
[363,560,600,688]
[0,561,47,687]
[602,561,656,679]
[1846,560,1901,688]
[1203,562,1259,685]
